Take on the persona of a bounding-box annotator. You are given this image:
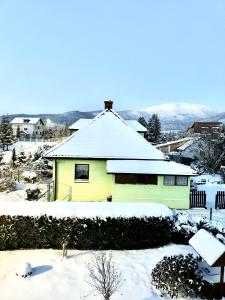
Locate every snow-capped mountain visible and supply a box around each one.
[118,103,221,130]
[4,102,223,131]
[139,103,218,121]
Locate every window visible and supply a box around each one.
[115,174,157,185]
[164,175,188,186]
[164,175,175,186]
[75,164,89,181]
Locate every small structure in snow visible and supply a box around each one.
[16,262,32,278]
[189,229,225,296]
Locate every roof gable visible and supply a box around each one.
[45,109,164,160]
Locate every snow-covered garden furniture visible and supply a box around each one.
[26,185,40,200]
[16,262,32,278]
[189,229,225,297]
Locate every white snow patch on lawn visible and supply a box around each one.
[0,244,195,300]
[0,202,173,219]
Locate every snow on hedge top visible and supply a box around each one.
[45,109,164,160]
[189,229,225,266]
[0,202,172,219]
[107,159,197,175]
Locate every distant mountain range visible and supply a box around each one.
[4,103,224,131]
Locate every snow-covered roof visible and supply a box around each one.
[45,109,164,160]
[156,137,191,148]
[10,117,42,125]
[106,160,197,175]
[69,118,147,132]
[189,229,225,266]
[177,138,195,151]
[0,202,173,219]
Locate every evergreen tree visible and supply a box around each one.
[11,147,16,167]
[0,115,15,150]
[16,125,20,139]
[146,114,161,143]
[137,116,147,128]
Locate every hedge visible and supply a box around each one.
[0,215,173,250]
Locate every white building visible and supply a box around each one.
[10,117,45,139]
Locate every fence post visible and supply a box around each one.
[47,183,50,202]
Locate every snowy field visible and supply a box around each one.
[0,244,198,300]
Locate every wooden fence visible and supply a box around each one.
[189,191,206,208]
[215,191,225,209]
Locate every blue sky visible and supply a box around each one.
[0,0,225,114]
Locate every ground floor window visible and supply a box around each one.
[115,174,158,185]
[75,164,89,181]
[163,175,188,186]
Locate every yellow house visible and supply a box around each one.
[44,100,196,208]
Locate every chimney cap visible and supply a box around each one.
[104,100,113,110]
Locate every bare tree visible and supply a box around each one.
[87,252,122,300]
[194,134,225,173]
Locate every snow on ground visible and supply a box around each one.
[0,244,196,300]
[192,174,225,208]
[2,141,57,163]
[0,183,48,202]
[0,202,173,218]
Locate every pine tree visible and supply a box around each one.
[16,125,20,139]
[137,116,147,128]
[11,147,16,167]
[0,115,15,150]
[146,114,161,143]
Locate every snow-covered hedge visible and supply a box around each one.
[0,215,172,250]
[171,211,225,244]
[152,254,205,298]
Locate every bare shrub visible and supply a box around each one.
[87,252,122,300]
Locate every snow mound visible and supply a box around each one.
[0,202,172,219]
[16,262,32,278]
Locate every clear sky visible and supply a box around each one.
[0,0,225,114]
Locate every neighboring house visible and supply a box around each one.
[69,118,147,136]
[44,101,196,208]
[10,117,45,139]
[156,137,191,153]
[187,121,222,140]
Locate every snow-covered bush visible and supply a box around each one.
[22,171,37,183]
[16,262,32,278]
[151,254,204,298]
[16,151,28,164]
[171,212,197,244]
[172,211,225,245]
[26,185,40,200]
[0,170,16,192]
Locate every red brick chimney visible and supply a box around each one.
[104,100,113,110]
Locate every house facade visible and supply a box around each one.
[187,121,222,140]
[45,101,196,208]
[10,117,45,139]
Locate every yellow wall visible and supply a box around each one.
[54,159,190,208]
[55,159,112,201]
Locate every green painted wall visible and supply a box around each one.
[55,159,113,201]
[54,159,190,208]
[111,176,190,208]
